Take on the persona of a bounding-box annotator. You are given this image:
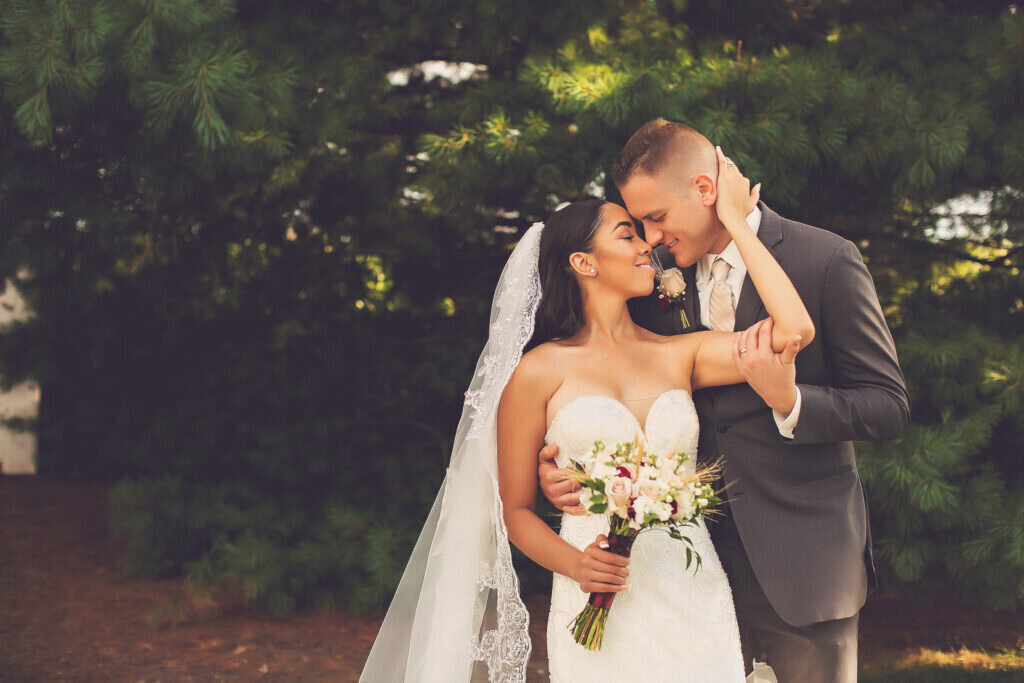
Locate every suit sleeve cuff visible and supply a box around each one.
[772,386,802,439]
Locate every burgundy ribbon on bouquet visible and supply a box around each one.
[569,521,639,650]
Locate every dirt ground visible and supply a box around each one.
[2,476,1022,682]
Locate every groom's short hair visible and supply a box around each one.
[612,118,708,187]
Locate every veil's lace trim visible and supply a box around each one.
[464,223,543,682]
[465,224,543,441]
[360,224,542,683]
[468,495,532,682]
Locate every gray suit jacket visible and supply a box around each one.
[628,203,910,627]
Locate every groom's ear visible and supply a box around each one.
[694,173,717,206]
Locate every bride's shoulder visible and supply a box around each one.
[518,341,566,372]
[638,330,701,366]
[636,327,676,343]
[637,327,697,351]
[508,342,566,391]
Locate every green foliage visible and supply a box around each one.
[1,0,1022,613]
[112,477,417,614]
[859,283,1024,607]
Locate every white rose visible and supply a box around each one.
[672,497,695,521]
[638,480,662,499]
[659,268,686,297]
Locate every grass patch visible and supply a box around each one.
[863,669,1022,682]
[862,646,1024,682]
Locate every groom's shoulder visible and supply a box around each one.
[776,212,848,246]
[770,209,857,262]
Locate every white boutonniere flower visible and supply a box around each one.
[652,251,691,328]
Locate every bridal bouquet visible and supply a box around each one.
[566,437,723,651]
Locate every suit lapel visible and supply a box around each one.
[733,202,783,331]
[733,273,765,331]
[683,265,701,332]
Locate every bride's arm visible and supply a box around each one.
[691,149,814,391]
[715,146,814,351]
[497,352,629,593]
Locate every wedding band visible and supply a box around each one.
[739,347,748,354]
[726,161,737,168]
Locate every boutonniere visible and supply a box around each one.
[652,251,691,328]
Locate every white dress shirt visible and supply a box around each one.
[695,207,802,438]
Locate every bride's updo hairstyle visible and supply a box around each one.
[526,199,604,351]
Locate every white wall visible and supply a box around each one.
[0,277,38,475]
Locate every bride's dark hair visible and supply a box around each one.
[525,199,605,351]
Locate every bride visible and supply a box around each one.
[360,153,812,682]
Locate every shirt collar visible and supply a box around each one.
[697,206,762,284]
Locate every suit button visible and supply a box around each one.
[717,423,731,434]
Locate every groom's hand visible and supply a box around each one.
[539,445,586,515]
[733,318,801,415]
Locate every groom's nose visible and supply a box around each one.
[644,224,665,246]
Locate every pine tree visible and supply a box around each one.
[1,0,1022,612]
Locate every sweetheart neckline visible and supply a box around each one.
[545,388,692,443]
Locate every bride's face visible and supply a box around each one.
[578,203,656,298]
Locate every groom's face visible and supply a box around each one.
[618,170,720,268]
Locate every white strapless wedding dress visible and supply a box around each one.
[544,389,746,682]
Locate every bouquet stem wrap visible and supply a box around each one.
[568,516,639,650]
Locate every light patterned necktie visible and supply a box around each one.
[708,257,735,332]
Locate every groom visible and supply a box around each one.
[539,119,909,682]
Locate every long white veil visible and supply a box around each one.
[360,222,544,682]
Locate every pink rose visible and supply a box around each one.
[608,477,632,510]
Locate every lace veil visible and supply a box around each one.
[360,222,544,682]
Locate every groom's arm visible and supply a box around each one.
[786,240,910,445]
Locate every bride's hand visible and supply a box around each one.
[714,146,761,228]
[733,318,802,414]
[574,534,630,593]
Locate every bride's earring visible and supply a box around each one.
[590,268,596,275]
